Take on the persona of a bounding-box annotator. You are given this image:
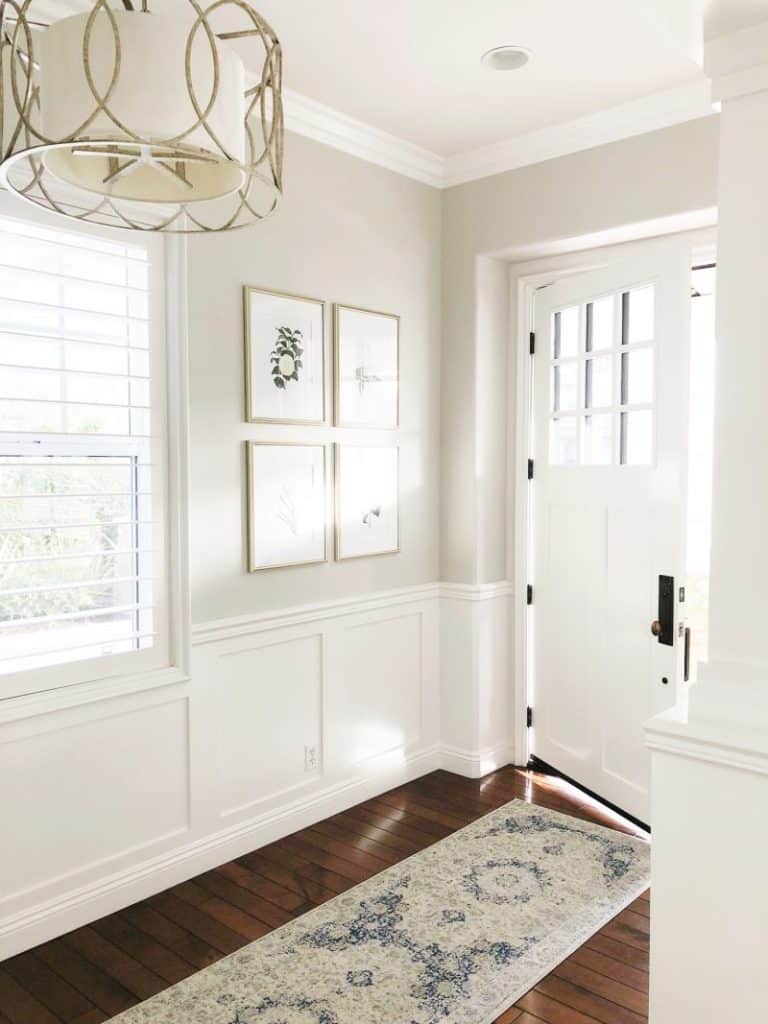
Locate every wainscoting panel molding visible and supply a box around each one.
[0,581,514,959]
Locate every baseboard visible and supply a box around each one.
[0,744,441,959]
[440,743,512,779]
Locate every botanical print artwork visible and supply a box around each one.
[335,305,399,427]
[270,326,304,390]
[247,443,326,571]
[110,801,650,1024]
[245,288,325,424]
[335,445,398,559]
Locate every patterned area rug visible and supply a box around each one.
[113,800,650,1024]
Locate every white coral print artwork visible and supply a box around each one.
[248,444,326,570]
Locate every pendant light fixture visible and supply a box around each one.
[0,1,283,232]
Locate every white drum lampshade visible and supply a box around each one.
[0,2,283,233]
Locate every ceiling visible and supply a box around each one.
[250,0,709,157]
[704,0,768,39]
[24,1,768,184]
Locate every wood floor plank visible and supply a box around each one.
[586,934,650,971]
[570,948,648,994]
[33,941,138,1018]
[311,817,412,862]
[0,969,62,1024]
[198,870,295,930]
[329,808,423,855]
[236,850,339,905]
[536,975,645,1024]
[198,898,269,942]
[119,905,219,972]
[215,861,309,913]
[147,892,244,956]
[2,768,650,1024]
[2,951,96,1022]
[518,988,601,1023]
[90,915,194,987]
[61,928,166,1003]
[553,962,647,1015]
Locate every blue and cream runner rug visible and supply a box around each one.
[113,800,650,1024]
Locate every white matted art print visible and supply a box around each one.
[244,286,325,424]
[334,305,399,427]
[247,443,328,571]
[335,445,399,560]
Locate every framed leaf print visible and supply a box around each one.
[334,305,399,428]
[247,442,329,571]
[244,286,326,425]
[335,444,399,560]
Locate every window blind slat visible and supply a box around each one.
[0,214,157,676]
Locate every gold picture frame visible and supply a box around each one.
[244,286,327,425]
[334,443,400,561]
[333,304,400,428]
[247,441,330,572]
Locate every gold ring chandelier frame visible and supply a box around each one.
[0,0,284,232]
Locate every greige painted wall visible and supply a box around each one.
[441,115,720,585]
[186,117,720,624]
[187,132,442,624]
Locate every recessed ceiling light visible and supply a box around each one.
[481,45,532,72]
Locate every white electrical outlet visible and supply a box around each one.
[304,745,319,772]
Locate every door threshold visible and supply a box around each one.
[527,755,651,834]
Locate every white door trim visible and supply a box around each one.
[507,226,717,769]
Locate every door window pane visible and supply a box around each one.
[621,409,653,465]
[624,286,655,344]
[622,348,654,405]
[587,295,614,351]
[550,417,578,465]
[554,306,579,358]
[586,355,613,409]
[582,414,613,465]
[553,361,579,412]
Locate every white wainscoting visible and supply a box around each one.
[440,582,515,778]
[0,581,516,958]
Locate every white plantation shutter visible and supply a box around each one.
[0,214,167,678]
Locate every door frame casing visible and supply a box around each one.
[507,228,717,768]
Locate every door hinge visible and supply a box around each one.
[529,331,536,355]
[526,706,533,728]
[526,584,533,606]
[527,458,534,480]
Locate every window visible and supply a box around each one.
[0,213,169,682]
[549,284,656,466]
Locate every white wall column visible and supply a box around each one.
[646,25,768,1022]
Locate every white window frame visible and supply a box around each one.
[0,194,190,703]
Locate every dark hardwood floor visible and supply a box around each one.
[0,767,650,1024]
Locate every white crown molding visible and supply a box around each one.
[283,89,446,189]
[442,81,715,187]
[283,81,715,190]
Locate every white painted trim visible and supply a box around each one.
[440,742,512,779]
[192,583,442,645]
[282,82,715,190]
[164,235,193,682]
[645,711,768,777]
[283,90,445,188]
[444,82,714,188]
[440,581,514,602]
[0,743,441,959]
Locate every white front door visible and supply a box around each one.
[530,240,692,824]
